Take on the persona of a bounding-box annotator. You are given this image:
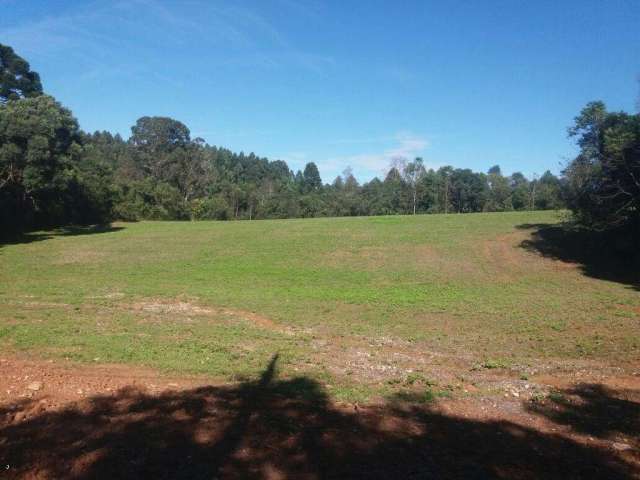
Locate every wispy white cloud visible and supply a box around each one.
[318,132,433,180]
[0,0,336,83]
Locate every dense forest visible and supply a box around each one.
[2,43,637,245]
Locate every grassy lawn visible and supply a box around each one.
[1,211,638,401]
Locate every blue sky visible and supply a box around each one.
[1,0,638,182]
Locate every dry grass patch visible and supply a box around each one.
[127,298,296,335]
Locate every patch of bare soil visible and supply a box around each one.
[87,292,126,300]
[127,298,296,335]
[8,300,71,309]
[617,304,640,318]
[308,331,640,407]
[482,230,582,280]
[132,300,214,316]
[311,334,472,386]
[218,308,295,335]
[481,232,529,278]
[0,354,638,479]
[0,355,210,407]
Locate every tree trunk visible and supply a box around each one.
[413,189,417,215]
[444,178,449,214]
[530,183,536,210]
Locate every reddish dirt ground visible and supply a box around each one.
[0,355,639,479]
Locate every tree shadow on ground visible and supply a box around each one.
[1,355,638,479]
[517,223,640,290]
[0,224,124,250]
[526,383,640,440]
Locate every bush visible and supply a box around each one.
[190,196,231,220]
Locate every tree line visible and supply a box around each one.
[4,43,637,242]
[71,125,567,223]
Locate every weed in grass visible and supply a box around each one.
[548,391,566,403]
[482,359,510,369]
[392,388,452,404]
[404,372,437,387]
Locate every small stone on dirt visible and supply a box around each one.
[13,411,26,423]
[27,381,43,391]
[612,442,632,451]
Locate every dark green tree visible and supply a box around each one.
[534,171,564,210]
[302,162,322,192]
[509,172,530,210]
[129,116,191,180]
[130,116,190,151]
[565,101,640,232]
[0,44,42,103]
[488,165,502,175]
[403,157,426,214]
[486,165,512,211]
[449,169,488,213]
[380,167,406,214]
[0,95,84,228]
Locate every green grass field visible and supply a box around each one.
[1,211,638,401]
